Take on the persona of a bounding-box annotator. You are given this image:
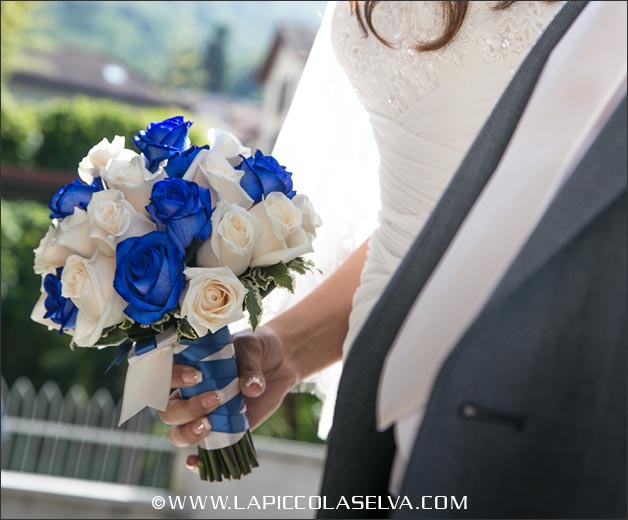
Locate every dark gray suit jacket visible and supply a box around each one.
[319,2,627,518]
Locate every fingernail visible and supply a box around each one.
[182,369,202,384]
[245,375,264,389]
[201,392,221,409]
[193,418,211,435]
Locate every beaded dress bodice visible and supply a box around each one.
[332,1,563,117]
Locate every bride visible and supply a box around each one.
[161,0,564,468]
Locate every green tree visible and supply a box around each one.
[203,25,229,92]
[165,45,207,92]
[1,1,33,84]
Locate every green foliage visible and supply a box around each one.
[0,97,207,171]
[255,393,323,444]
[177,318,199,342]
[240,258,316,330]
[1,1,34,83]
[0,99,41,166]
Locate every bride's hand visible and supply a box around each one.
[160,325,299,470]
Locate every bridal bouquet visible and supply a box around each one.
[31,116,321,481]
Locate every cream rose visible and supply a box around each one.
[33,209,99,275]
[61,251,126,346]
[101,149,165,214]
[31,287,61,332]
[292,194,322,240]
[197,200,259,276]
[87,190,156,255]
[183,149,253,209]
[249,192,313,267]
[207,128,251,162]
[179,267,247,336]
[78,135,125,184]
[54,207,98,259]
[33,225,73,275]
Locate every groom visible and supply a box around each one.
[319,1,627,518]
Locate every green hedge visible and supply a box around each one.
[1,96,207,171]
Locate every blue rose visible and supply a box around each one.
[165,145,209,178]
[43,268,78,332]
[237,150,296,203]
[146,178,213,254]
[113,231,185,324]
[49,178,103,219]
[133,116,193,173]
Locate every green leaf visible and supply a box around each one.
[177,318,199,341]
[242,280,263,330]
[263,262,295,293]
[150,313,175,334]
[119,318,135,331]
[286,256,320,275]
[93,327,130,347]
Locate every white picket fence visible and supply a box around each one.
[0,375,326,519]
[1,375,176,488]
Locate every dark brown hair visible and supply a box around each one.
[349,1,554,52]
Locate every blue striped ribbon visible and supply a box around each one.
[173,326,249,435]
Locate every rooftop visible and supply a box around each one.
[10,48,173,107]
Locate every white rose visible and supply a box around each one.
[61,251,126,347]
[101,149,166,214]
[87,189,156,256]
[78,135,125,184]
[183,149,253,209]
[55,207,98,259]
[207,128,251,162]
[33,225,73,275]
[249,192,313,267]
[179,267,248,336]
[292,194,322,239]
[31,286,61,332]
[197,200,259,276]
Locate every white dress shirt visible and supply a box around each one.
[376,1,628,495]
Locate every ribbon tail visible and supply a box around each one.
[118,344,174,426]
[105,341,133,375]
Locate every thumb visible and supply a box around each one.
[235,335,266,398]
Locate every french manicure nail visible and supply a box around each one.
[193,418,211,435]
[202,392,221,409]
[245,375,263,388]
[182,369,202,384]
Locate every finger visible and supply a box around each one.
[171,365,203,389]
[186,454,199,473]
[234,336,265,398]
[167,418,211,447]
[160,390,222,426]
[244,377,291,430]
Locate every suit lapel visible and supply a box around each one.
[488,97,627,308]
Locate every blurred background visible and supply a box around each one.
[1,1,327,517]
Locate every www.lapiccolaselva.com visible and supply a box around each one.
[150,494,469,511]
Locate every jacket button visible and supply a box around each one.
[461,404,478,418]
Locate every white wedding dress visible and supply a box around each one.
[271,1,563,439]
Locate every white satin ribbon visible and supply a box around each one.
[118,329,178,425]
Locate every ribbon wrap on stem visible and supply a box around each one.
[176,326,249,449]
[118,326,249,449]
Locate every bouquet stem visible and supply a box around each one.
[197,431,258,481]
